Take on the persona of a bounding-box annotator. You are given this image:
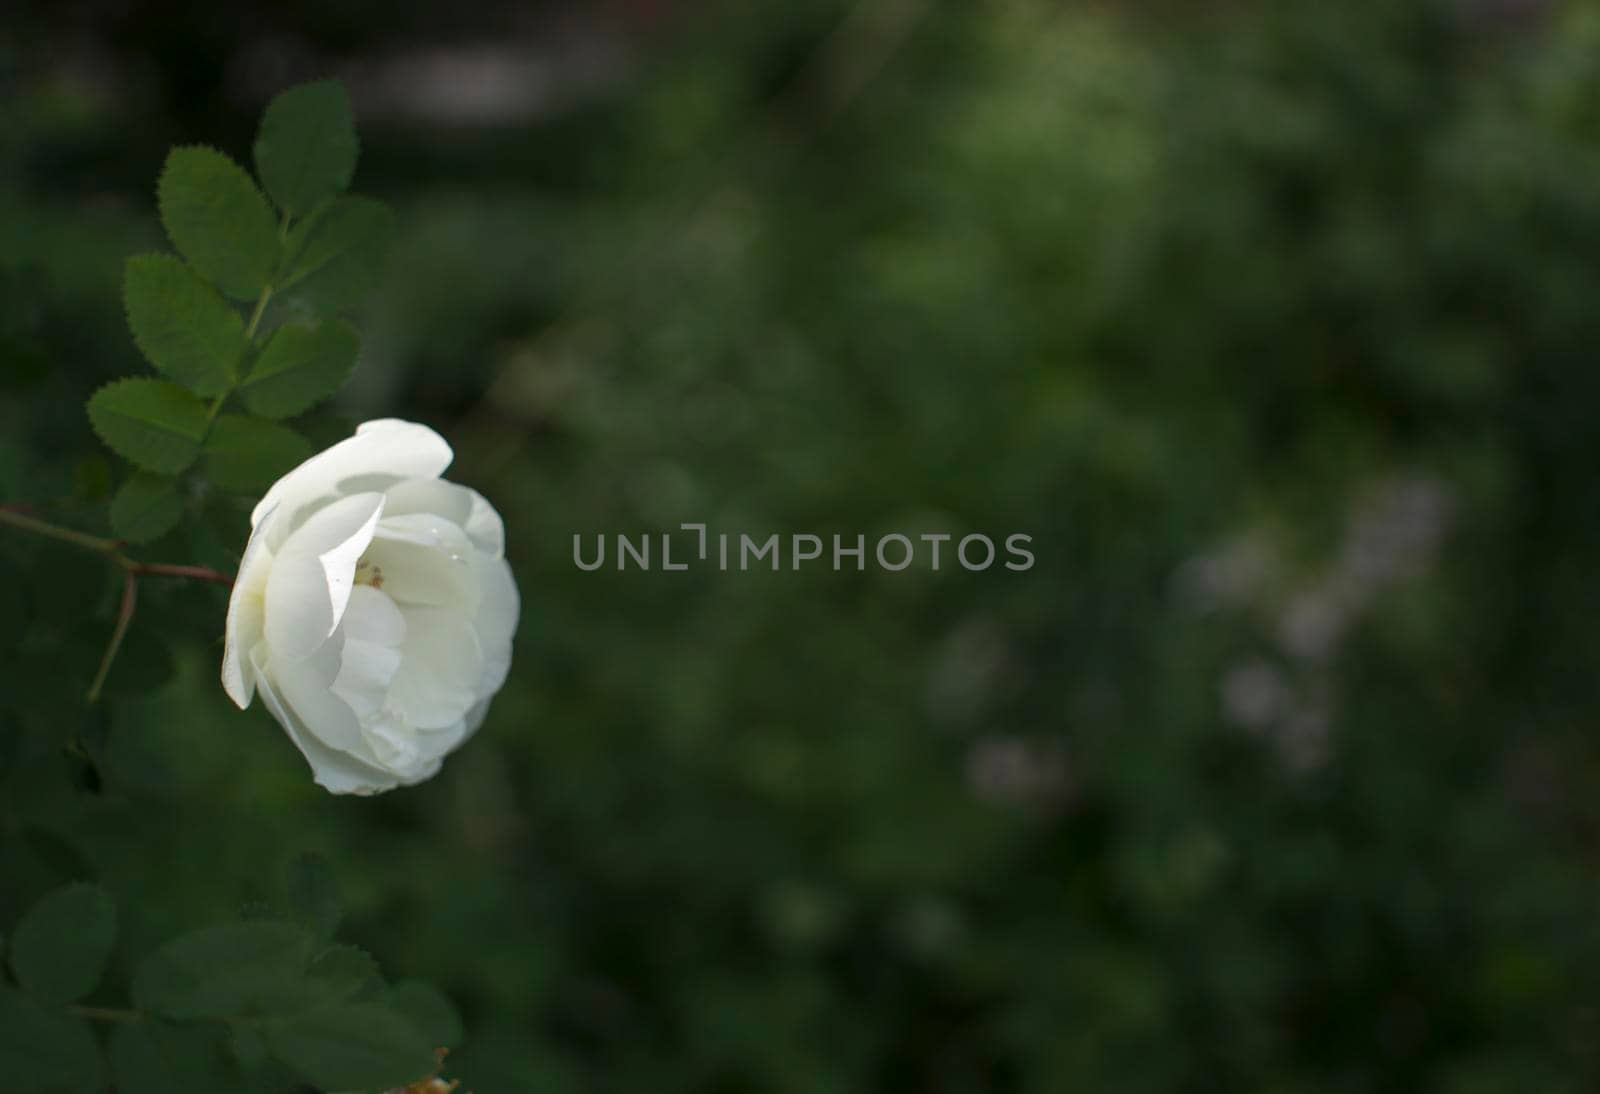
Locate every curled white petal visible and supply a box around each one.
[263,493,385,663]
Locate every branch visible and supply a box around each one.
[87,571,138,703]
[134,561,235,586]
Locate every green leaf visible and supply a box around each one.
[87,378,209,474]
[0,986,104,1093]
[132,921,314,1020]
[9,882,117,1005]
[110,472,185,544]
[203,415,313,492]
[157,146,280,301]
[264,1003,437,1092]
[110,1022,251,1094]
[253,80,359,217]
[279,196,393,314]
[307,944,382,1001]
[286,852,342,941]
[123,253,247,396]
[238,318,359,419]
[387,980,464,1050]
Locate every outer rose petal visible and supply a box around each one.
[221,502,279,709]
[474,555,519,696]
[251,419,453,545]
[272,636,389,765]
[250,644,401,795]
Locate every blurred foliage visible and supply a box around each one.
[6,0,1600,1090]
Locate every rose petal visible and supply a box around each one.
[251,419,452,544]
[264,493,385,663]
[382,478,505,558]
[341,584,407,645]
[221,503,279,709]
[473,555,519,696]
[363,513,480,612]
[271,633,386,764]
[329,587,407,721]
[387,606,484,729]
[331,640,402,722]
[250,643,400,796]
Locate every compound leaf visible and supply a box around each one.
[87,378,209,474]
[203,415,313,492]
[158,146,280,301]
[124,253,246,396]
[253,79,359,216]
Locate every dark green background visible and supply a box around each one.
[5,0,1600,1090]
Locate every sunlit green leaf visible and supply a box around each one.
[123,253,247,396]
[254,79,358,217]
[279,196,393,314]
[238,318,359,419]
[157,146,280,301]
[202,415,313,492]
[87,378,209,474]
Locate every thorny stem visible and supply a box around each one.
[0,505,234,702]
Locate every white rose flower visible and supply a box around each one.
[221,419,518,795]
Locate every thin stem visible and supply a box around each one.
[87,571,138,703]
[3,504,236,702]
[0,506,119,554]
[1,505,235,587]
[134,561,234,586]
[244,284,274,340]
[70,1005,143,1024]
[202,283,276,428]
